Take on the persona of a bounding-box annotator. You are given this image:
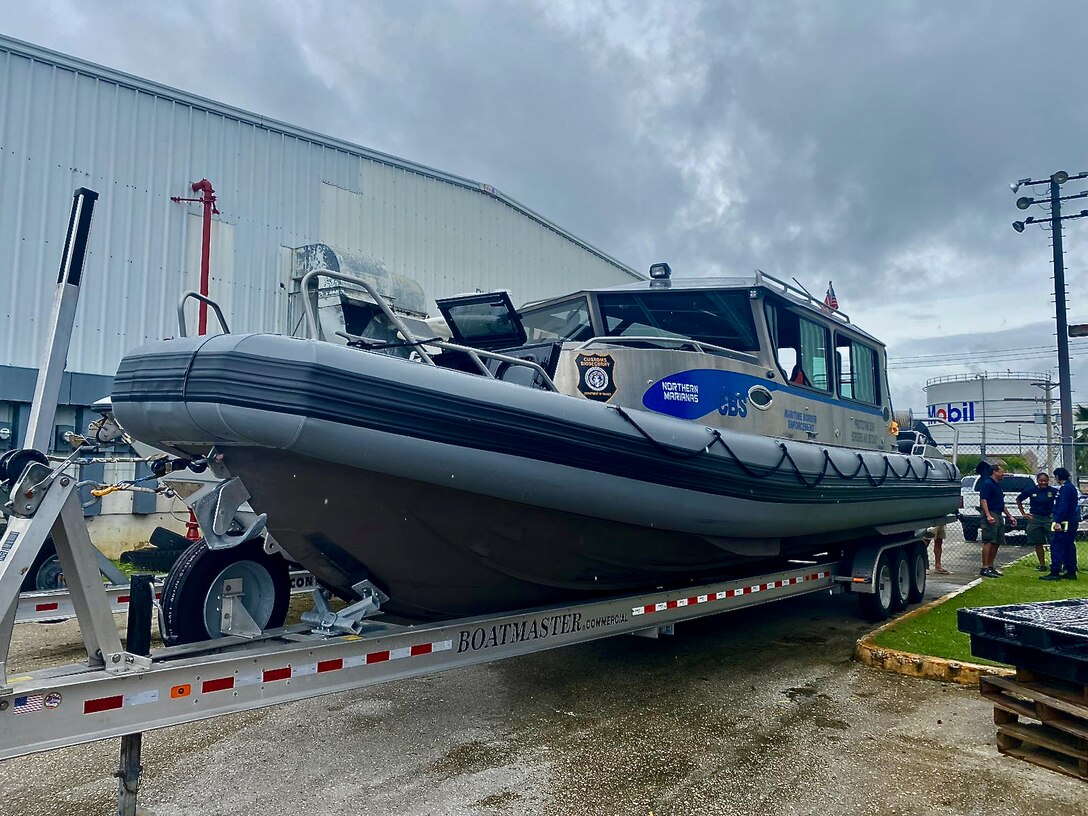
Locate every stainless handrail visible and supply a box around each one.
[300,268,435,365]
[574,335,761,366]
[177,291,231,337]
[301,269,557,388]
[754,270,852,324]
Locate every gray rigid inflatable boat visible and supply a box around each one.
[113,329,959,621]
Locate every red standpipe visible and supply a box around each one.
[170,179,220,335]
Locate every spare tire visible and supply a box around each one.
[160,537,290,646]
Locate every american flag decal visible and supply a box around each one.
[13,694,45,716]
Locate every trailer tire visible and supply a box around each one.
[907,543,927,604]
[890,548,910,612]
[161,537,290,646]
[859,552,895,621]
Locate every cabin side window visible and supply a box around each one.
[764,302,831,392]
[835,333,880,404]
[519,298,594,343]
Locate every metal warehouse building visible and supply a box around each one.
[0,34,639,549]
[0,34,640,451]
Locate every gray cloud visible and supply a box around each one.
[6,0,1088,412]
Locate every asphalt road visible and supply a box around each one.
[1,577,1084,816]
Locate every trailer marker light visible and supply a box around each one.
[170,684,192,699]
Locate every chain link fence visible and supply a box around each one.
[931,442,1088,576]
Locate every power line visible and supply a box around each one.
[890,347,1088,369]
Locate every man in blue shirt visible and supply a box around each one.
[979,461,1016,578]
[1016,472,1058,571]
[1040,466,1079,581]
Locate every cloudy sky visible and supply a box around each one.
[5,0,1088,414]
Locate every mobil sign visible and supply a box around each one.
[927,402,976,423]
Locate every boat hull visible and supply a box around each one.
[112,333,961,619]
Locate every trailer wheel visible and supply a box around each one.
[907,543,927,604]
[21,538,63,592]
[160,537,290,646]
[859,552,895,621]
[890,548,911,612]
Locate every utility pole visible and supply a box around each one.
[1033,380,1057,474]
[1049,177,1076,478]
[1012,169,1088,479]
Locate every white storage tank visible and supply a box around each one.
[924,372,1054,464]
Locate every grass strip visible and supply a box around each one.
[871,550,1088,666]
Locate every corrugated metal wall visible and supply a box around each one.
[0,35,640,379]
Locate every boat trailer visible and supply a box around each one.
[0,188,940,814]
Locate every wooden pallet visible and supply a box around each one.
[981,669,1088,781]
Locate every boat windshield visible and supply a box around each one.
[595,290,760,351]
[520,297,595,343]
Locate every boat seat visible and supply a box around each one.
[489,342,563,389]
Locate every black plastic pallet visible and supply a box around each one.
[968,634,1088,685]
[958,599,1088,652]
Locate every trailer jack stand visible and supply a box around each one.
[115,573,154,816]
[116,733,144,816]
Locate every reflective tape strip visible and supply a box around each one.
[263,667,291,683]
[632,571,832,616]
[124,690,160,706]
[78,637,457,714]
[202,676,235,694]
[84,695,124,714]
[34,602,59,612]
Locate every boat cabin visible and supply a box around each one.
[429,265,897,452]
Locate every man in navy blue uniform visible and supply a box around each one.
[979,461,1016,578]
[1041,467,1079,581]
[1016,472,1058,571]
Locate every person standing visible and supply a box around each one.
[1041,467,1079,581]
[925,525,949,574]
[1016,472,1058,571]
[979,461,1015,578]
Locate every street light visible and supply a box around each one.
[1010,169,1088,478]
